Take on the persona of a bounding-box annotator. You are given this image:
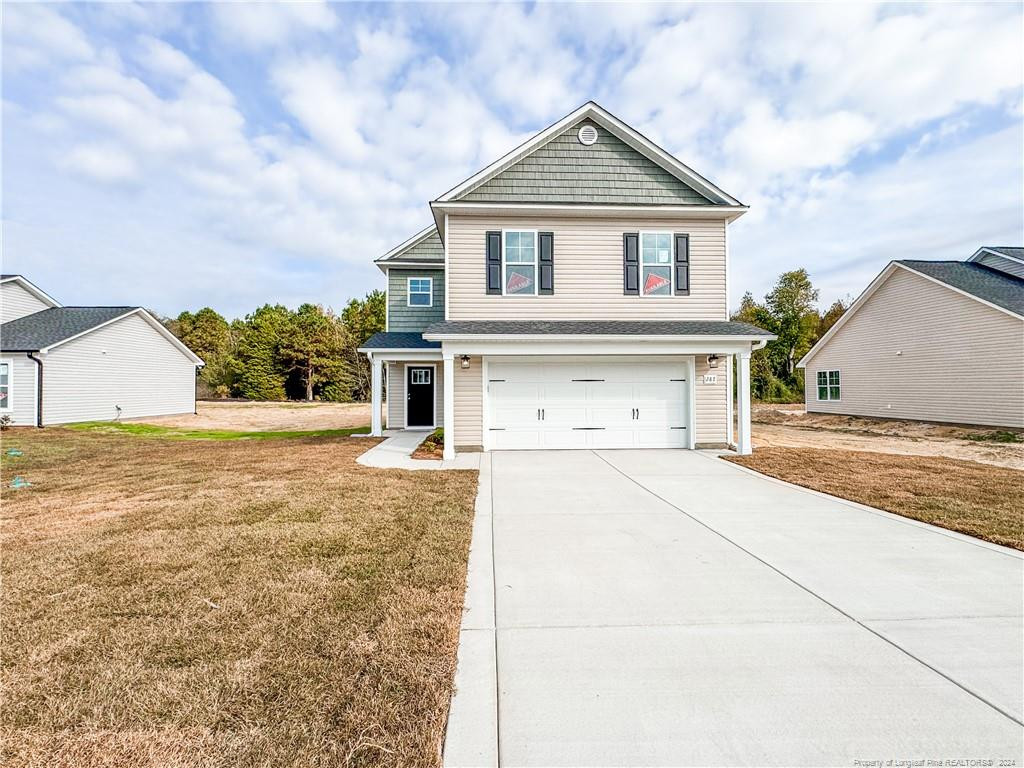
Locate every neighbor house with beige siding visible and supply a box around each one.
[0,275,203,426]
[798,252,1024,428]
[359,102,774,457]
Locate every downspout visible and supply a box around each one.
[26,352,43,427]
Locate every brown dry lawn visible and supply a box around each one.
[727,448,1023,550]
[141,401,374,432]
[0,428,477,767]
[751,405,1024,470]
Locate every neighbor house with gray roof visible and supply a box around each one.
[798,250,1024,428]
[359,102,775,457]
[0,275,203,426]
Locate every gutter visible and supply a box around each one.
[26,352,43,427]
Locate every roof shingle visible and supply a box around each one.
[360,332,441,350]
[1,307,137,350]
[423,320,773,337]
[897,260,1024,317]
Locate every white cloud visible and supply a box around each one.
[209,1,337,50]
[2,3,94,72]
[60,143,139,184]
[723,102,876,177]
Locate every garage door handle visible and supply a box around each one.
[572,427,605,430]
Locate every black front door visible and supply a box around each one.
[406,366,435,428]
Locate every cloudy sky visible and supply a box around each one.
[3,2,1022,320]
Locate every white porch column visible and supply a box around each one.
[737,349,752,455]
[370,356,383,437]
[442,354,455,460]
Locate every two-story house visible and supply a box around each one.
[359,102,773,459]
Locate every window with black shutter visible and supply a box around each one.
[674,233,690,295]
[623,232,639,295]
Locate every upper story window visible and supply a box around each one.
[816,370,841,401]
[0,360,11,411]
[503,230,537,295]
[407,277,433,307]
[640,232,672,296]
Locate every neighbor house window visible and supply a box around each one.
[817,370,840,401]
[503,230,537,295]
[407,277,432,307]
[640,232,672,296]
[0,360,11,411]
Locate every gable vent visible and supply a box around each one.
[577,124,598,145]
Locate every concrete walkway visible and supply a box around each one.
[444,449,1023,767]
[355,430,480,471]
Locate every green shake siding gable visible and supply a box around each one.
[388,269,445,332]
[460,120,713,205]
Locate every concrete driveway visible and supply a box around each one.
[444,449,1023,767]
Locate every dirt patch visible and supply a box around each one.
[727,448,1024,551]
[1,427,477,766]
[751,405,1024,470]
[139,400,374,432]
[411,430,444,461]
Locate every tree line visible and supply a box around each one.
[163,292,385,401]
[164,270,842,405]
[731,269,847,402]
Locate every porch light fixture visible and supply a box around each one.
[460,355,471,369]
[707,354,720,368]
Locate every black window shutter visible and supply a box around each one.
[485,231,502,294]
[623,233,639,295]
[538,232,554,295]
[674,233,690,295]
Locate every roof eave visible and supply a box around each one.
[0,276,61,308]
[422,332,775,343]
[374,224,439,266]
[430,200,748,220]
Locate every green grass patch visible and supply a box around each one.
[66,421,370,441]
[964,431,1024,444]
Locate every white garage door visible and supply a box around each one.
[487,357,691,450]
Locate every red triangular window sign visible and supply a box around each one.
[644,272,669,294]
[507,272,533,292]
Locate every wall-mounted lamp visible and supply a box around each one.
[460,355,471,369]
[707,354,720,369]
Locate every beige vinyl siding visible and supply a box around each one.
[973,252,1024,280]
[385,361,444,429]
[1,353,38,426]
[1,282,51,324]
[453,357,482,447]
[447,214,726,320]
[695,355,728,445]
[41,313,196,425]
[804,267,1024,428]
[386,363,403,429]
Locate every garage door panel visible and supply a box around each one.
[637,428,688,448]
[492,430,543,450]
[543,382,587,400]
[493,406,541,427]
[591,428,636,448]
[634,383,685,402]
[636,403,686,425]
[487,358,691,451]
[593,382,633,400]
[491,382,541,401]
[590,406,634,426]
[541,429,589,449]
[543,405,588,426]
